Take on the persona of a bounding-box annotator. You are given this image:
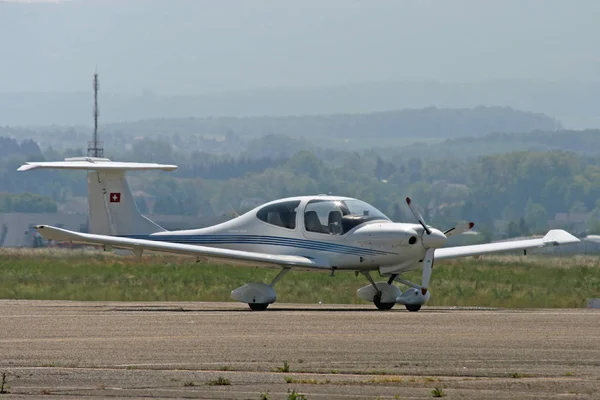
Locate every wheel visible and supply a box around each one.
[373,294,395,310]
[248,303,269,311]
[405,304,421,312]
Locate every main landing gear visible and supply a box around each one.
[231,267,290,311]
[361,271,397,310]
[248,303,269,311]
[373,294,395,311]
[357,271,429,312]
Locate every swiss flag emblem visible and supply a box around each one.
[109,192,121,203]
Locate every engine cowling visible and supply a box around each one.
[231,283,276,305]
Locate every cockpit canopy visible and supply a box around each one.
[304,199,389,235]
[256,198,389,235]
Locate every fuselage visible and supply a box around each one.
[137,196,429,272]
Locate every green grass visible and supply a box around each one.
[0,249,599,307]
[278,361,291,373]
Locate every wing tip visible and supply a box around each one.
[584,235,600,243]
[543,229,580,245]
[17,163,36,171]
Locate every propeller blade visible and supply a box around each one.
[406,197,431,235]
[443,222,475,237]
[421,248,435,294]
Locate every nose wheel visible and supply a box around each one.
[405,304,421,312]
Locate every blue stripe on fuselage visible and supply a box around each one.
[123,234,394,256]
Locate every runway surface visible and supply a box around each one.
[0,301,599,399]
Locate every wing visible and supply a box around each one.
[35,225,330,270]
[435,229,580,260]
[584,235,600,244]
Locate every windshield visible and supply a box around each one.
[304,199,389,235]
[341,199,390,221]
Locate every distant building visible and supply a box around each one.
[57,196,88,215]
[0,213,87,247]
[548,212,590,234]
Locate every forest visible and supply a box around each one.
[2,125,600,241]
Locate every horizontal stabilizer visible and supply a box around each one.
[18,158,177,172]
[435,229,579,260]
[35,225,330,270]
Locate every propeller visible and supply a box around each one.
[406,197,431,234]
[405,197,444,295]
[443,221,475,237]
[405,197,474,295]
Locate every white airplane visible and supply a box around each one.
[19,157,580,311]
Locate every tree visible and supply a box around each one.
[524,200,548,232]
[0,193,58,213]
[507,218,530,238]
[507,221,520,238]
[519,217,530,236]
[284,151,325,180]
[569,200,588,214]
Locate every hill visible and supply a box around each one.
[0,106,561,152]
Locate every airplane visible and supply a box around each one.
[18,157,581,311]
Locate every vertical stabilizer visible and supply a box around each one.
[87,169,164,235]
[18,157,178,236]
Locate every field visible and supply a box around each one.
[1,248,599,308]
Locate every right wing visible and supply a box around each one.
[35,225,330,270]
[584,235,600,244]
[435,229,580,260]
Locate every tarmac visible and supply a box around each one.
[0,300,599,399]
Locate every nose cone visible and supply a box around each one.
[422,228,447,248]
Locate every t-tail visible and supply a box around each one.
[18,157,177,236]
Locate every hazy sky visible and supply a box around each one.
[1,0,599,95]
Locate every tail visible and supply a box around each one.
[18,157,177,236]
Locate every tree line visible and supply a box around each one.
[2,135,600,240]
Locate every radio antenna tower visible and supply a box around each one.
[88,72,104,158]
